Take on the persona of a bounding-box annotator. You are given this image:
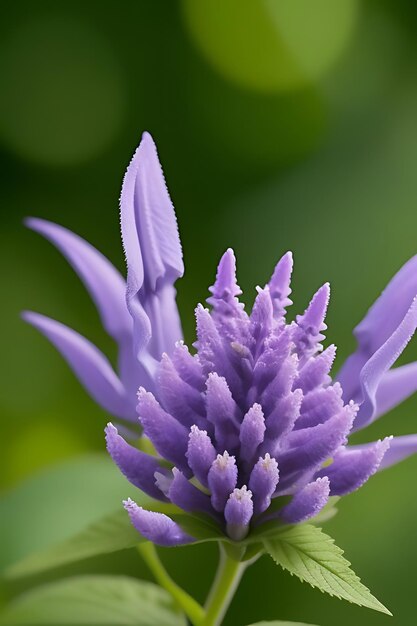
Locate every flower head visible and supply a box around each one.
[26,133,417,546]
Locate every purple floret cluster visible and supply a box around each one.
[106,249,389,546]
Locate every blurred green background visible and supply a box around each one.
[2,0,417,624]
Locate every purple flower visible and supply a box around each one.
[26,133,417,546]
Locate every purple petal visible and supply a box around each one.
[137,389,189,471]
[376,434,417,470]
[207,452,238,512]
[250,287,274,347]
[267,251,293,318]
[253,326,292,393]
[25,217,131,341]
[295,383,343,430]
[295,345,336,394]
[206,373,239,452]
[261,354,298,415]
[157,354,205,429]
[338,255,417,401]
[120,132,183,361]
[280,477,330,524]
[171,341,205,391]
[208,248,242,300]
[353,297,417,430]
[105,423,166,500]
[265,389,303,441]
[240,404,266,462]
[23,312,134,419]
[124,498,194,546]
[278,403,356,482]
[168,468,213,515]
[373,363,417,420]
[294,283,330,356]
[249,454,279,515]
[225,486,253,541]
[316,438,391,495]
[207,249,249,345]
[186,426,217,487]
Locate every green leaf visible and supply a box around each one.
[0,453,150,573]
[264,525,391,615]
[0,576,187,625]
[4,509,140,579]
[5,502,181,580]
[171,512,224,542]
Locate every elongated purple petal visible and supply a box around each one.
[186,426,217,487]
[157,353,205,429]
[294,283,330,356]
[376,434,417,470]
[225,486,253,541]
[265,389,303,440]
[295,345,336,394]
[105,423,166,500]
[240,404,266,462]
[168,468,213,515]
[338,255,417,401]
[171,341,205,391]
[278,404,356,483]
[206,373,239,451]
[373,363,417,420]
[249,454,279,515]
[120,132,184,360]
[250,287,274,347]
[23,311,134,419]
[267,251,293,318]
[207,452,238,512]
[354,297,417,430]
[137,388,189,471]
[25,217,132,341]
[316,438,391,495]
[295,383,343,430]
[280,477,330,524]
[124,498,194,546]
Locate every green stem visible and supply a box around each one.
[200,544,247,626]
[137,543,205,625]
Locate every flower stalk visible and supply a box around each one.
[201,544,246,626]
[136,543,205,625]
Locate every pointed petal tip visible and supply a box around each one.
[209,248,241,299]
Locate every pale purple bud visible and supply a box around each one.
[105,423,165,501]
[186,425,217,487]
[316,437,391,495]
[206,373,239,452]
[225,486,254,541]
[295,345,336,393]
[267,251,293,318]
[168,468,213,515]
[124,498,193,547]
[249,454,279,515]
[280,477,330,524]
[137,388,189,472]
[240,403,266,461]
[294,283,330,356]
[207,452,238,512]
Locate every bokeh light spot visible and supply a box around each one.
[0,16,126,166]
[182,0,359,92]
